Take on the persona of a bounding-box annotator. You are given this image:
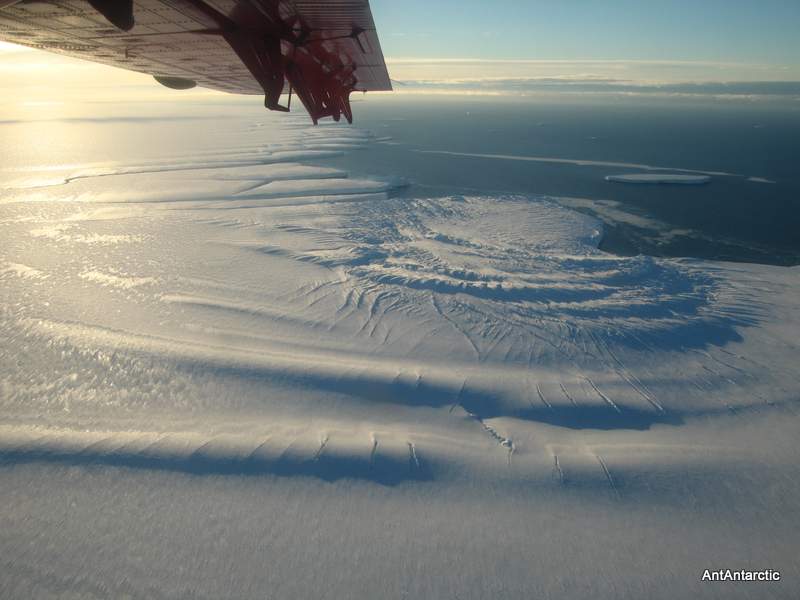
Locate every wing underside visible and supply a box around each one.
[0,0,391,122]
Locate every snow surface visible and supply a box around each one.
[1,112,799,599]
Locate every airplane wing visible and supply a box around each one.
[0,0,392,123]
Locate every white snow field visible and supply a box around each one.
[1,112,799,599]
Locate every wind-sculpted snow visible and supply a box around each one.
[1,112,799,599]
[1,115,797,457]
[0,425,431,486]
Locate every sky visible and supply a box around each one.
[1,0,799,114]
[371,0,800,64]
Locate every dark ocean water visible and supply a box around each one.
[2,95,798,265]
[328,95,800,266]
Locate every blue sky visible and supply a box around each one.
[372,0,800,64]
[1,0,799,115]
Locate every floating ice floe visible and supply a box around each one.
[605,173,711,185]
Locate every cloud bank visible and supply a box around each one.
[391,76,800,99]
[1,40,798,112]
[385,59,800,100]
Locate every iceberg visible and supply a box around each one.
[605,173,711,184]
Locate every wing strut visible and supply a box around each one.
[181,0,358,123]
[182,0,290,112]
[80,0,364,123]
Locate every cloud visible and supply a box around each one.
[386,57,800,80]
[391,76,800,98]
[383,58,800,100]
[1,43,798,110]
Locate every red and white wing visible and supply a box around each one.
[0,0,391,122]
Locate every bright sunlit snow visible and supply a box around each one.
[1,110,799,600]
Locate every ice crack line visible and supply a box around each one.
[313,435,329,461]
[585,377,621,413]
[536,383,554,410]
[464,410,515,466]
[595,453,620,498]
[369,435,379,466]
[407,442,421,470]
[553,454,564,485]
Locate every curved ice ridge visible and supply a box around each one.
[0,426,430,485]
[2,113,797,460]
